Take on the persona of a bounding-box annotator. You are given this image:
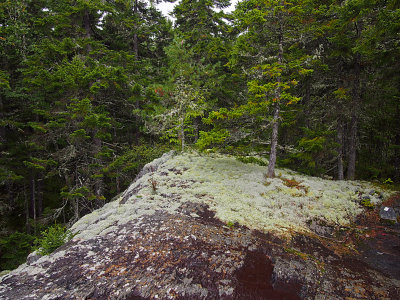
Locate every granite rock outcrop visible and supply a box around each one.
[1,151,399,299]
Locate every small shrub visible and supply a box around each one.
[383,178,393,185]
[226,221,235,229]
[360,198,374,209]
[0,232,34,271]
[35,224,74,256]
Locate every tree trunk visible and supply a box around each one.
[347,113,358,180]
[180,117,185,152]
[37,177,43,217]
[30,173,36,235]
[337,119,344,180]
[116,177,120,194]
[74,199,79,221]
[83,9,92,52]
[267,103,280,178]
[135,98,140,143]
[347,58,360,180]
[394,105,400,182]
[24,183,31,234]
[83,9,91,39]
[133,0,139,59]
[266,23,283,178]
[347,22,362,180]
[0,95,4,144]
[94,138,104,208]
[74,164,80,221]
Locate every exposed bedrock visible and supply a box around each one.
[1,152,399,299]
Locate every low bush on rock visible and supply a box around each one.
[35,224,74,256]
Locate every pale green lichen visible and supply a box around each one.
[70,151,394,239]
[0,270,10,277]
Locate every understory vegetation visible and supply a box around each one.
[1,0,399,270]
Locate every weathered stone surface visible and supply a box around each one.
[119,150,175,204]
[26,251,42,266]
[380,206,398,223]
[1,152,399,299]
[308,220,335,238]
[1,207,399,299]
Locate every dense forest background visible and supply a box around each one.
[1,0,399,270]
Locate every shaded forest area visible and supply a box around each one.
[1,0,399,270]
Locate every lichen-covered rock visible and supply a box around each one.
[26,251,42,266]
[380,206,398,224]
[1,151,399,299]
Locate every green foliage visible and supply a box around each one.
[146,40,208,150]
[35,224,74,256]
[0,232,34,271]
[280,128,337,176]
[23,158,57,172]
[60,186,90,200]
[383,178,394,185]
[104,144,171,177]
[360,198,374,209]
[0,167,24,185]
[226,221,235,229]
[196,129,230,150]
[103,144,172,195]
[0,70,10,90]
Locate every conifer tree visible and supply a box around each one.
[226,0,312,177]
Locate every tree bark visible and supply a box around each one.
[133,0,139,59]
[83,9,91,39]
[74,198,79,221]
[266,23,283,178]
[30,173,36,235]
[267,103,280,178]
[337,119,344,180]
[346,21,363,180]
[74,164,80,220]
[347,58,361,179]
[0,95,4,144]
[116,177,120,194]
[135,98,141,143]
[180,116,185,152]
[24,183,31,234]
[393,105,400,182]
[37,177,43,217]
[83,9,92,52]
[94,138,104,208]
[347,112,358,180]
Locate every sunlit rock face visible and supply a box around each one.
[0,151,399,299]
